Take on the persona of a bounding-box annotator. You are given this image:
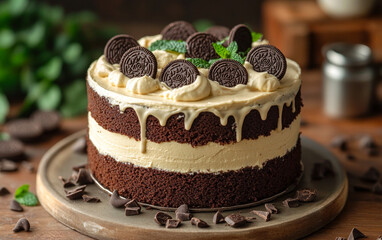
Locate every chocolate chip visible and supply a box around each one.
[0,139,25,159]
[186,32,219,61]
[13,218,30,232]
[361,167,380,182]
[165,219,181,228]
[58,176,75,188]
[265,203,278,214]
[65,185,86,200]
[228,24,252,52]
[161,21,196,41]
[175,204,189,213]
[125,207,141,216]
[125,199,141,209]
[208,59,248,87]
[31,111,61,132]
[251,210,271,221]
[330,136,347,151]
[82,195,101,203]
[109,190,129,208]
[72,138,87,154]
[205,25,230,41]
[346,154,356,161]
[0,186,10,196]
[245,216,256,222]
[191,217,209,228]
[22,161,35,173]
[366,148,379,157]
[0,158,18,172]
[73,168,93,185]
[282,198,300,208]
[246,45,287,80]
[372,182,382,195]
[359,135,377,149]
[104,34,139,64]
[212,211,225,224]
[154,212,172,226]
[6,119,43,141]
[10,200,23,212]
[120,46,157,79]
[353,182,372,192]
[72,163,87,172]
[176,212,192,221]
[224,214,247,228]
[311,160,334,180]
[296,188,317,202]
[348,227,366,240]
[160,59,199,89]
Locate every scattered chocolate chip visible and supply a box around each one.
[377,236,382,240]
[104,34,139,64]
[245,216,256,222]
[246,45,287,80]
[282,198,300,208]
[311,160,335,180]
[0,158,18,172]
[205,25,230,41]
[0,139,25,159]
[82,195,101,203]
[145,206,153,210]
[109,190,129,208]
[6,119,43,141]
[175,204,189,214]
[330,136,347,151]
[72,163,87,172]
[251,210,271,221]
[212,211,225,224]
[359,135,377,149]
[161,21,197,41]
[296,188,317,202]
[65,185,86,200]
[366,148,379,157]
[154,212,172,226]
[73,168,93,185]
[160,59,199,89]
[10,200,23,212]
[21,161,35,173]
[228,24,252,52]
[265,203,278,214]
[353,182,372,192]
[191,217,209,228]
[13,218,30,232]
[120,46,157,79]
[335,237,346,240]
[31,111,61,132]
[0,186,10,196]
[372,182,382,195]
[125,199,141,209]
[176,212,192,221]
[72,138,87,154]
[346,154,356,161]
[361,167,380,182]
[348,227,366,240]
[166,219,181,228]
[186,32,219,61]
[125,207,141,216]
[224,214,247,228]
[208,59,248,87]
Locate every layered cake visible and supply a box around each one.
[87,21,302,208]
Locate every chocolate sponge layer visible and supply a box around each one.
[87,83,302,147]
[88,138,302,208]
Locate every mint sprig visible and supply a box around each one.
[251,32,263,42]
[14,184,38,206]
[186,58,222,69]
[212,41,245,64]
[148,40,187,54]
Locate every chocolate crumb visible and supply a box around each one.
[13,218,30,232]
[372,182,382,195]
[58,176,75,188]
[0,158,18,172]
[353,183,372,192]
[125,199,141,209]
[361,167,380,182]
[348,227,366,240]
[282,198,300,208]
[311,160,334,180]
[346,154,356,161]
[265,203,278,214]
[166,219,181,228]
[296,188,317,202]
[175,204,189,214]
[251,210,271,221]
[224,214,247,228]
[245,216,256,222]
[154,212,172,226]
[73,168,94,185]
[109,190,129,208]
[0,186,10,196]
[72,163,88,172]
[376,236,382,240]
[366,148,379,157]
[82,195,101,203]
[176,212,192,221]
[65,185,86,200]
[10,200,23,212]
[21,161,35,173]
[125,207,141,216]
[191,217,209,228]
[72,137,87,154]
[359,135,377,149]
[212,211,225,224]
[330,136,347,151]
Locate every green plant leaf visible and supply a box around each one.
[208,58,221,65]
[15,184,29,198]
[186,58,210,69]
[0,132,10,141]
[0,92,9,123]
[60,80,87,117]
[216,36,228,46]
[26,21,45,47]
[9,0,28,16]
[251,32,263,42]
[231,52,245,64]
[15,192,39,206]
[20,67,35,91]
[38,57,62,81]
[10,45,29,67]
[63,43,82,64]
[212,42,230,59]
[227,41,238,55]
[0,29,16,48]
[193,19,214,32]
[37,84,61,110]
[148,40,187,54]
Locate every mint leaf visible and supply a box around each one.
[15,184,29,198]
[231,53,245,64]
[15,192,38,206]
[186,58,210,69]
[251,32,263,42]
[0,132,10,141]
[148,40,187,53]
[216,36,228,45]
[0,92,9,124]
[212,43,230,59]
[208,58,221,65]
[227,41,238,55]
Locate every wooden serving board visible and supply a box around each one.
[36,131,348,240]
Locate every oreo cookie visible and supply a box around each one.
[228,24,252,52]
[0,139,24,159]
[205,25,230,41]
[6,119,43,141]
[246,45,287,80]
[161,21,197,41]
[31,111,61,132]
[208,59,248,87]
[104,34,139,64]
[186,32,219,61]
[120,46,157,79]
[159,59,199,89]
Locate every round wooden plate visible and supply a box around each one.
[36,130,348,240]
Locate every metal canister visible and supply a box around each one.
[323,43,376,118]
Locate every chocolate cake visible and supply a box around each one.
[86,21,302,208]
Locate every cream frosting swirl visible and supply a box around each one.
[161,75,211,101]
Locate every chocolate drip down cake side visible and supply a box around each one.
[86,21,302,208]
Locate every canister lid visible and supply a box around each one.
[323,43,372,67]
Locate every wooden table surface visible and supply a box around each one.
[0,70,381,239]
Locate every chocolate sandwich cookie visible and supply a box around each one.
[120,46,157,79]
[104,34,139,64]
[246,45,287,80]
[186,32,219,61]
[6,119,43,141]
[31,111,61,132]
[205,25,230,41]
[161,21,197,41]
[208,59,248,87]
[0,139,24,159]
[228,24,252,52]
[159,59,199,89]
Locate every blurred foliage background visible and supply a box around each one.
[0,0,117,123]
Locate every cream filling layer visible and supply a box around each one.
[88,113,301,173]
